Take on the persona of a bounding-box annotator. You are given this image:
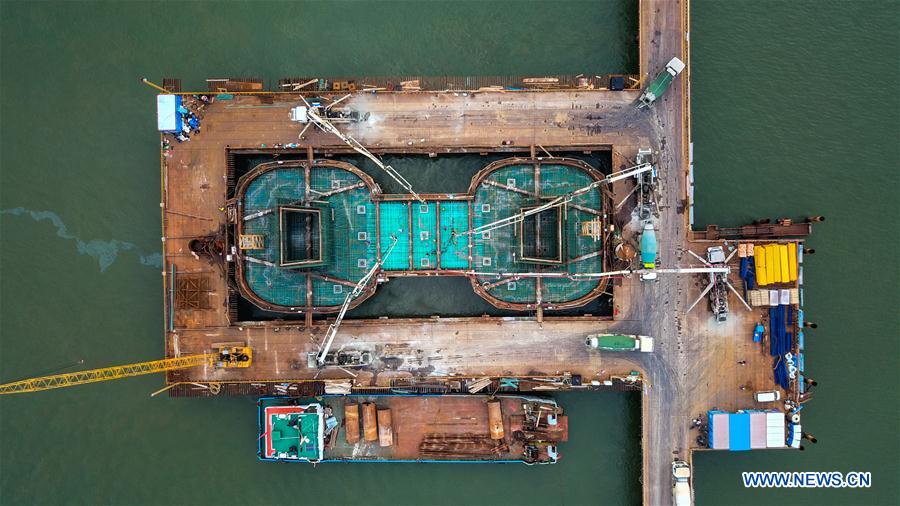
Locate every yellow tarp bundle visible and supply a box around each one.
[755,245,768,286]
[788,242,798,281]
[770,244,781,283]
[753,242,799,286]
[779,245,790,282]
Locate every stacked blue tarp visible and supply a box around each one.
[728,413,751,451]
[768,306,778,355]
[769,303,794,389]
[740,257,756,290]
[787,422,802,448]
[771,305,794,356]
[773,358,789,389]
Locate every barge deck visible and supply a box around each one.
[258,395,567,464]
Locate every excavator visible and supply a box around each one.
[0,344,252,395]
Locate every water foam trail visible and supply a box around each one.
[1,207,163,272]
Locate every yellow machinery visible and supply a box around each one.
[0,346,251,395]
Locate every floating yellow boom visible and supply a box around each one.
[0,346,251,395]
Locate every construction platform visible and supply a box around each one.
[232,156,609,314]
[154,1,818,504]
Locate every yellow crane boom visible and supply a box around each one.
[0,346,251,395]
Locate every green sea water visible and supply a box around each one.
[0,1,897,505]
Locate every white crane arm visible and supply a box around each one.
[316,238,399,366]
[466,163,653,236]
[465,266,728,279]
[305,108,426,204]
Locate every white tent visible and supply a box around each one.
[156,94,181,132]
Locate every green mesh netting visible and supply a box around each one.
[239,162,602,310]
[439,201,470,269]
[472,164,604,304]
[242,166,376,308]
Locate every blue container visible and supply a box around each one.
[728,413,751,451]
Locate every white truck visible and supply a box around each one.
[755,390,782,403]
[672,460,693,506]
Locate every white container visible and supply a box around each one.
[779,289,791,305]
[766,412,786,448]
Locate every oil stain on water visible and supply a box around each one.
[1,208,163,271]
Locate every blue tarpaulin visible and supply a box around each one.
[740,257,756,290]
[771,303,793,389]
[769,304,793,359]
[769,306,779,356]
[774,356,790,389]
[729,413,751,451]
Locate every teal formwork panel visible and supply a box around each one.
[244,262,307,307]
[241,166,378,308]
[486,277,537,304]
[378,202,411,271]
[320,187,377,283]
[439,201,470,270]
[537,164,594,199]
[470,163,605,305]
[412,202,438,270]
[244,169,305,211]
[312,276,347,307]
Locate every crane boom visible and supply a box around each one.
[316,238,399,366]
[0,346,252,395]
[466,266,729,279]
[304,105,426,204]
[0,354,213,395]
